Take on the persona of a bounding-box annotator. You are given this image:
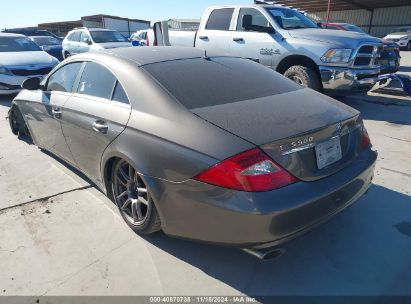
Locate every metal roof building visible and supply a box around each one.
[38,20,83,37]
[21,15,150,38]
[269,0,411,37]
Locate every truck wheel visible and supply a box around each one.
[284,65,321,92]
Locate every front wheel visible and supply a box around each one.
[284,65,322,92]
[111,159,161,234]
[8,106,30,138]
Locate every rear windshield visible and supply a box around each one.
[0,37,41,52]
[31,37,60,45]
[90,31,128,43]
[142,57,300,109]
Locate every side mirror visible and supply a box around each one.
[86,39,93,45]
[265,26,276,34]
[22,77,41,91]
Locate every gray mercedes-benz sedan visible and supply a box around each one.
[9,47,377,252]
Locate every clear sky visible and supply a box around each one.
[1,0,251,29]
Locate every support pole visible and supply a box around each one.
[326,0,332,23]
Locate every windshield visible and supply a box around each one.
[266,7,318,30]
[90,31,128,43]
[31,36,60,46]
[0,37,42,52]
[342,24,366,34]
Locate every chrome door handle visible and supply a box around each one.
[233,37,244,42]
[92,120,108,134]
[52,107,62,118]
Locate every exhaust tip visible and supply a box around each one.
[242,247,285,261]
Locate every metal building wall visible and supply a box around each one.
[308,5,411,37]
[371,6,411,37]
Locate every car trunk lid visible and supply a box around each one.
[191,89,362,181]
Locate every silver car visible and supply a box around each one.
[62,27,132,59]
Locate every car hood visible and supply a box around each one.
[288,28,381,48]
[191,88,358,146]
[98,42,132,49]
[0,51,56,67]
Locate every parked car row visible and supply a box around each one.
[1,2,406,98]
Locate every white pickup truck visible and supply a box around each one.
[153,3,383,96]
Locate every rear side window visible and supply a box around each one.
[79,32,91,43]
[68,31,80,42]
[112,81,129,104]
[46,62,83,92]
[206,8,234,31]
[77,62,116,99]
[142,57,300,109]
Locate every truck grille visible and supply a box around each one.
[11,67,53,76]
[352,44,382,68]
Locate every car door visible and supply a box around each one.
[229,8,276,67]
[67,31,81,55]
[78,31,92,54]
[61,61,131,183]
[25,62,84,163]
[195,7,235,55]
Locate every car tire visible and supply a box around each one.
[111,159,161,235]
[284,65,321,92]
[9,106,30,138]
[407,42,411,51]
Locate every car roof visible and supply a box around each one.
[100,46,209,66]
[0,33,26,38]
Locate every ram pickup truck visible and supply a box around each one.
[157,4,383,96]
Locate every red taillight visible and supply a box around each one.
[361,125,372,149]
[194,148,299,192]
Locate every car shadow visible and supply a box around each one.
[141,185,411,296]
[41,149,95,188]
[338,96,411,126]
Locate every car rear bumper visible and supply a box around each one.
[148,149,377,247]
[319,66,380,96]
